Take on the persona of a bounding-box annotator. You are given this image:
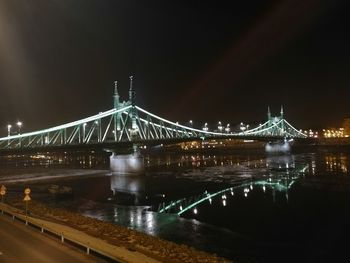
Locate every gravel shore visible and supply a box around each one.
[8,198,231,263]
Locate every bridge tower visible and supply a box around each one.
[267,106,272,125]
[110,76,144,175]
[266,106,285,136]
[128,76,138,141]
[113,81,121,141]
[280,105,285,134]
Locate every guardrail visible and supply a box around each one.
[0,203,158,263]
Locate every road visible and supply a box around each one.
[0,215,107,263]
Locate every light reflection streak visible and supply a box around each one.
[158,163,308,216]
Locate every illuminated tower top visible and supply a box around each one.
[113,80,120,109]
[267,106,271,121]
[280,105,284,119]
[129,75,136,105]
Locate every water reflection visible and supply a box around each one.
[110,174,146,205]
[157,154,308,217]
[2,151,349,178]
[0,152,109,169]
[325,154,348,173]
[112,207,157,235]
[266,155,296,170]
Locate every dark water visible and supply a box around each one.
[1,150,350,262]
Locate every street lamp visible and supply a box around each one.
[218,121,223,132]
[189,120,193,127]
[16,121,22,134]
[225,124,231,133]
[240,122,249,133]
[94,120,101,142]
[240,122,246,133]
[7,125,11,137]
[203,123,208,132]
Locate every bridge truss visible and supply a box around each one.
[0,79,306,150]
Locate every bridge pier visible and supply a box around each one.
[109,148,145,175]
[265,140,291,153]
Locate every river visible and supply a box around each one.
[1,149,350,262]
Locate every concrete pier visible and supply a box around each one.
[110,151,145,175]
[265,141,291,153]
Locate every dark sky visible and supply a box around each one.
[0,0,349,134]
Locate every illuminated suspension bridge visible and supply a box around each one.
[0,76,306,151]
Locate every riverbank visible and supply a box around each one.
[0,168,108,184]
[6,197,230,263]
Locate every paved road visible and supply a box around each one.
[0,215,106,263]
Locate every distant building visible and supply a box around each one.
[322,128,346,138]
[343,117,350,136]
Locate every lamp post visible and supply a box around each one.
[17,121,22,147]
[189,120,193,128]
[17,121,22,134]
[225,124,231,133]
[240,122,249,133]
[94,121,100,142]
[203,123,208,132]
[218,121,223,132]
[240,122,246,133]
[7,124,11,147]
[7,124,11,137]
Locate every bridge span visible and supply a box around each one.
[0,77,306,154]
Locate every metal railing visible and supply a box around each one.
[0,203,157,263]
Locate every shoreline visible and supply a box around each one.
[5,196,231,263]
[0,169,109,184]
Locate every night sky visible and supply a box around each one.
[0,0,349,134]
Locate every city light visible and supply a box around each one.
[322,128,348,138]
[7,124,12,137]
[203,123,209,132]
[303,128,348,138]
[17,121,23,134]
[240,122,249,133]
[217,121,223,132]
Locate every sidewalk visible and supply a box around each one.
[0,203,160,263]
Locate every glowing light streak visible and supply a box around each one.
[283,119,308,137]
[173,167,306,216]
[0,106,132,142]
[158,198,187,213]
[177,184,251,216]
[136,106,234,137]
[0,104,306,148]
